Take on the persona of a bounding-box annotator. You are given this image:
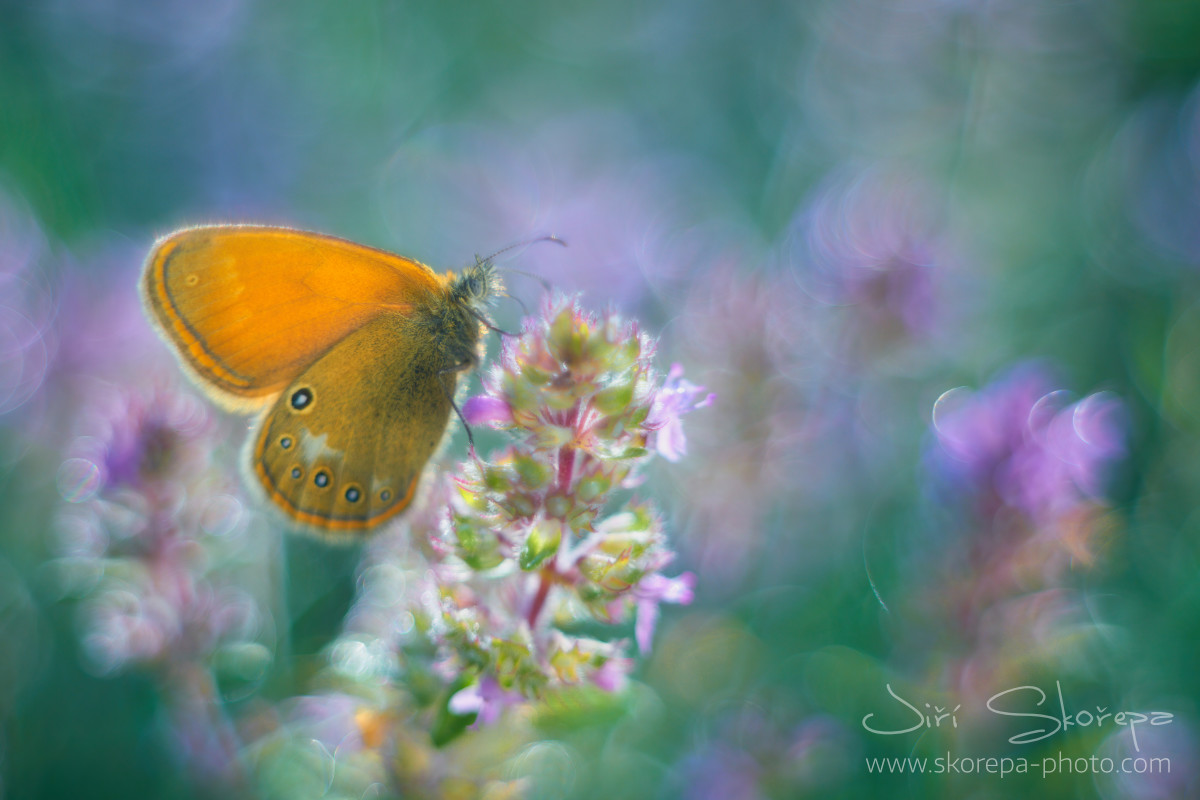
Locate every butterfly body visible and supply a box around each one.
[140,225,497,537]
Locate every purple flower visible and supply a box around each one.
[791,164,954,344]
[635,571,696,653]
[53,374,267,692]
[394,294,702,723]
[449,675,526,726]
[591,656,633,693]
[929,363,1127,524]
[646,364,714,462]
[60,383,213,503]
[461,395,513,427]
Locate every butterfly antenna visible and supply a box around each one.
[502,266,553,293]
[505,292,532,317]
[479,234,567,265]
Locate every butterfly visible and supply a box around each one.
[140,225,500,538]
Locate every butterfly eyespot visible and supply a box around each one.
[313,469,330,488]
[379,489,392,503]
[344,485,362,503]
[185,274,200,287]
[279,436,293,449]
[290,388,314,411]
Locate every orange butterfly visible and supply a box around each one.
[141,225,497,537]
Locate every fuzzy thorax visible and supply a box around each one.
[448,258,504,319]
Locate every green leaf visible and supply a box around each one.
[519,521,562,570]
[593,381,634,415]
[513,454,552,489]
[431,678,477,747]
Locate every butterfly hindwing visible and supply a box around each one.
[249,312,457,535]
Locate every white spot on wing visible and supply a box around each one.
[297,429,343,465]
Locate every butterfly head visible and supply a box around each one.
[451,257,504,318]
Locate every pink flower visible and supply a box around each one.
[449,675,526,726]
[592,656,633,693]
[63,383,213,496]
[792,164,953,342]
[646,364,714,462]
[929,363,1126,525]
[461,395,513,427]
[391,294,702,727]
[635,571,696,653]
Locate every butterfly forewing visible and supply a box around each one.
[141,226,445,409]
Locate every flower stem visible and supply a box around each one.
[527,569,553,628]
[557,403,580,492]
[557,446,575,493]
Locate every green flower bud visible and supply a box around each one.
[519,521,562,571]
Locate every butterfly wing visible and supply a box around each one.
[141,225,446,410]
[248,312,457,535]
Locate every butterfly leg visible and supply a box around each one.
[438,361,477,455]
[468,308,518,338]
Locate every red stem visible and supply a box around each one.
[558,446,575,493]
[531,404,581,628]
[557,403,580,492]
[527,569,553,627]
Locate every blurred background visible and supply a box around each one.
[2,0,1200,797]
